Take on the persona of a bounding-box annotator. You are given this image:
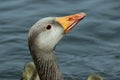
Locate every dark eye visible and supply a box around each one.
[46,25,52,30]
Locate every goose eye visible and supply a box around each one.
[46,24,52,30]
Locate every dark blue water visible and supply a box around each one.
[0,0,120,80]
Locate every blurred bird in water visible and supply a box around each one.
[87,74,103,80]
[21,61,39,80]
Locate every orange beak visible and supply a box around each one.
[56,12,86,33]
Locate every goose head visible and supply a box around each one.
[28,13,86,53]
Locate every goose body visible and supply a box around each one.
[21,62,103,80]
[24,13,86,80]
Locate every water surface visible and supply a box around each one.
[0,0,120,80]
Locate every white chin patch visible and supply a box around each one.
[36,26,64,51]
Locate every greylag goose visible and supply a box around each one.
[22,13,86,80]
